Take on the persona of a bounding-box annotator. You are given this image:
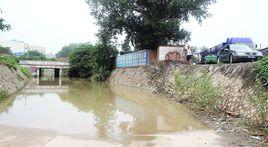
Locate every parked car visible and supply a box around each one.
[200,37,257,64]
[217,44,263,63]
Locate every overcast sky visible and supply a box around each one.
[0,0,268,54]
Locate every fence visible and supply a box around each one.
[116,50,149,68]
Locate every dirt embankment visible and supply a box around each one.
[109,63,267,127]
[0,64,28,97]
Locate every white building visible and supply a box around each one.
[0,40,46,55]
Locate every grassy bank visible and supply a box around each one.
[0,55,31,102]
[173,70,222,111]
[0,55,31,77]
[248,57,268,126]
[0,91,8,101]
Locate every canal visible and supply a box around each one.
[0,78,227,146]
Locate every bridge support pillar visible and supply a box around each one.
[59,68,62,77]
[36,69,39,77]
[59,77,62,86]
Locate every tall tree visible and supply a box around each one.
[0,9,11,31]
[86,0,215,50]
[0,45,12,55]
[56,43,84,58]
[20,51,46,60]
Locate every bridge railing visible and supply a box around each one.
[19,60,70,66]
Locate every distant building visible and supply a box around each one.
[0,40,46,56]
[260,47,268,56]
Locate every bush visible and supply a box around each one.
[69,45,94,78]
[17,66,31,78]
[174,71,221,110]
[69,43,118,81]
[91,44,118,81]
[248,84,268,123]
[254,57,268,88]
[248,57,268,123]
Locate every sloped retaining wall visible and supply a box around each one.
[0,64,28,97]
[109,63,267,126]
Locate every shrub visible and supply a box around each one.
[17,66,31,78]
[69,43,118,81]
[91,44,118,81]
[0,90,8,101]
[248,57,268,123]
[174,71,221,110]
[254,57,268,89]
[248,84,268,123]
[69,45,94,78]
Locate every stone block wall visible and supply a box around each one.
[0,64,28,96]
[109,63,267,126]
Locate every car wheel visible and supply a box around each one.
[229,54,234,63]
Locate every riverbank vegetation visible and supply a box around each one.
[56,43,83,58]
[254,57,268,89]
[0,91,8,101]
[174,71,221,110]
[249,57,268,125]
[0,56,31,77]
[69,43,118,81]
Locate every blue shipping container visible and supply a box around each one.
[116,50,149,68]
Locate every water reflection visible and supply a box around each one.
[0,78,206,141]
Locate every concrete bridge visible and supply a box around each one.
[22,77,69,94]
[19,60,70,77]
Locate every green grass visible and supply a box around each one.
[173,71,222,110]
[247,57,268,124]
[0,55,19,69]
[0,91,8,101]
[254,57,268,89]
[0,55,31,77]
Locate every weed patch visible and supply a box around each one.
[254,57,268,89]
[0,91,8,101]
[174,71,221,110]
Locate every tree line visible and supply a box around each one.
[2,0,215,81]
[57,43,117,81]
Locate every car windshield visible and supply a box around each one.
[230,44,252,51]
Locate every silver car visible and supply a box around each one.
[217,44,263,63]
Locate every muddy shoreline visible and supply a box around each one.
[109,63,268,146]
[193,109,267,146]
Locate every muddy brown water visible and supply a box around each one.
[0,77,219,146]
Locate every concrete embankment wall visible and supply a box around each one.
[109,63,267,126]
[0,64,28,96]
